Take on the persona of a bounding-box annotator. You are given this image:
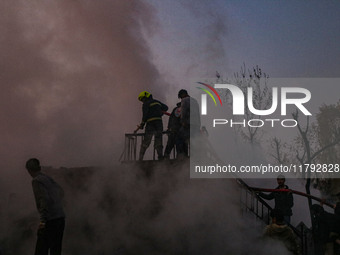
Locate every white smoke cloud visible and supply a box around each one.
[0,0,165,170]
[0,1,296,254]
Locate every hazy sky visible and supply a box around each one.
[145,0,340,176]
[1,2,339,253]
[0,1,166,170]
[147,0,340,86]
[1,0,340,169]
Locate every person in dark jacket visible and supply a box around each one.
[333,200,340,254]
[311,204,339,255]
[164,102,181,159]
[137,91,168,160]
[259,175,294,224]
[25,158,65,255]
[177,89,201,157]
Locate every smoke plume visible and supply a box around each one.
[0,0,165,170]
[0,1,293,254]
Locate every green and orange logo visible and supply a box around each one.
[196,82,223,107]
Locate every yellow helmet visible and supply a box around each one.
[138,91,151,101]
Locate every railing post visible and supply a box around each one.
[133,136,136,161]
[300,224,305,255]
[125,136,130,160]
[121,131,172,162]
[245,190,248,212]
[153,137,156,160]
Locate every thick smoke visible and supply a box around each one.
[0,0,162,252]
[0,0,164,170]
[181,0,228,77]
[0,1,294,254]
[2,163,291,255]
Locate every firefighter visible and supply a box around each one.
[311,204,336,255]
[177,89,201,157]
[334,198,340,254]
[137,91,168,160]
[164,102,181,159]
[258,175,294,224]
[264,209,300,255]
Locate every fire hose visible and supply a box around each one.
[250,187,335,208]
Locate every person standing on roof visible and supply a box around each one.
[177,89,201,157]
[164,102,181,159]
[259,175,294,224]
[137,91,168,160]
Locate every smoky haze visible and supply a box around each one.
[0,1,294,255]
[0,0,167,170]
[2,162,292,255]
[0,0,166,251]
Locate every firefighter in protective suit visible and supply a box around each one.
[137,91,168,160]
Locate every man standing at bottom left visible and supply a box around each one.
[25,158,65,255]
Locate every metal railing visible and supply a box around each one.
[119,128,215,163]
[119,132,176,162]
[237,178,272,224]
[119,132,315,253]
[236,178,312,255]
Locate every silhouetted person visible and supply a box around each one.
[264,209,300,255]
[26,158,65,255]
[333,192,340,223]
[177,89,201,157]
[137,91,168,160]
[164,102,181,159]
[311,204,336,255]
[259,175,294,224]
[334,200,340,254]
